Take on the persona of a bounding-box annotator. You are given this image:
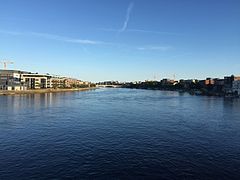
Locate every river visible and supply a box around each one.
[0,88,240,179]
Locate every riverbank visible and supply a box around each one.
[123,87,239,98]
[0,87,98,96]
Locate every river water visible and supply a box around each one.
[0,88,240,179]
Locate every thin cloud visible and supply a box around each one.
[100,28,179,35]
[127,29,180,35]
[0,30,23,36]
[0,30,106,45]
[137,46,173,51]
[120,2,134,32]
[0,29,174,51]
[30,32,104,45]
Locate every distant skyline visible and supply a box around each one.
[0,0,240,82]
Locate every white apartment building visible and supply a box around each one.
[21,74,52,89]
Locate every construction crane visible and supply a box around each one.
[173,74,176,81]
[0,61,14,70]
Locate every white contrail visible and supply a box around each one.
[0,30,106,45]
[29,32,104,45]
[100,28,179,35]
[120,2,134,32]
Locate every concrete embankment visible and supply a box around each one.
[0,87,98,96]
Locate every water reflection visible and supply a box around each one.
[0,93,58,114]
[223,97,240,108]
[222,98,240,118]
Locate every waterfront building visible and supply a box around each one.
[198,80,205,87]
[161,79,176,86]
[1,69,89,90]
[21,73,52,89]
[213,78,224,92]
[214,79,224,86]
[224,75,240,93]
[0,70,53,90]
[0,70,28,90]
[199,78,215,87]
[232,80,240,95]
[51,77,66,88]
[51,77,90,88]
[64,78,89,88]
[185,79,197,84]
[205,78,215,85]
[179,79,197,89]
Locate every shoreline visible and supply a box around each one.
[124,87,240,98]
[0,87,98,96]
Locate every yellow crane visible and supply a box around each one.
[0,61,14,70]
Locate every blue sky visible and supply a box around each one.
[0,0,240,82]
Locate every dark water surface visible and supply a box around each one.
[0,88,240,179]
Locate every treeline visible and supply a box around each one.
[122,81,230,97]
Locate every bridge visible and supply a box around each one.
[96,85,122,88]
